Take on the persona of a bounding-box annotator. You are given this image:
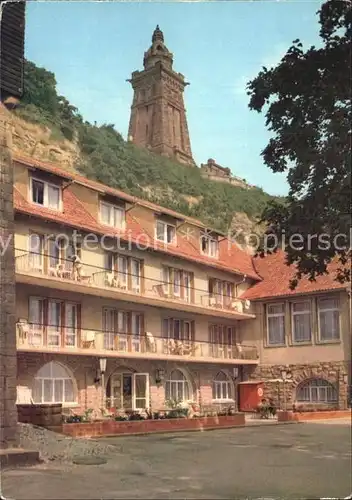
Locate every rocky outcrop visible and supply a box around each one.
[10,111,79,171]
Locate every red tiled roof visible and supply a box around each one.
[242,250,347,300]
[13,153,211,229]
[13,155,260,280]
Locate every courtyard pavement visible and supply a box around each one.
[2,422,351,499]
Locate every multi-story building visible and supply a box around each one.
[13,153,261,414]
[13,153,350,414]
[241,251,351,410]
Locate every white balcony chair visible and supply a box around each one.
[106,272,117,287]
[145,331,156,353]
[16,386,33,404]
[81,330,95,349]
[16,320,29,344]
[209,296,216,307]
[231,300,244,314]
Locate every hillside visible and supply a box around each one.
[11,60,283,239]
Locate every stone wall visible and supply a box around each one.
[245,361,350,410]
[0,105,17,448]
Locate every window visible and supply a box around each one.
[209,279,234,308]
[156,220,176,244]
[28,297,44,345]
[173,269,181,297]
[100,201,125,229]
[30,177,61,210]
[267,303,285,345]
[213,372,233,401]
[200,232,219,258]
[131,259,141,292]
[104,252,142,291]
[318,298,340,341]
[162,266,193,301]
[102,308,144,352]
[131,312,143,352]
[209,325,237,358]
[292,301,311,343]
[163,318,194,342]
[28,233,43,271]
[296,378,337,403]
[165,369,190,402]
[33,362,75,404]
[28,297,80,348]
[65,303,78,347]
[48,300,62,347]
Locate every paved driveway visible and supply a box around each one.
[2,423,351,499]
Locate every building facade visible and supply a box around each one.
[242,251,351,410]
[12,154,350,415]
[127,26,195,166]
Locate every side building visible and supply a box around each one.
[242,251,351,410]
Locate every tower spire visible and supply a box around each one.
[152,25,164,43]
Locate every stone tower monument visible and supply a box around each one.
[127,25,195,166]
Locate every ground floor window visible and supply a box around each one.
[296,378,337,403]
[32,361,75,404]
[213,371,233,400]
[165,369,191,403]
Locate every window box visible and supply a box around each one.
[62,413,246,438]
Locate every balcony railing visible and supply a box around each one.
[16,323,259,363]
[15,250,254,317]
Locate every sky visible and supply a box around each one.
[24,0,324,196]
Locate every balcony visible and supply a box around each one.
[16,323,259,365]
[15,250,256,320]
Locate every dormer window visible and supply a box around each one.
[156,220,176,244]
[100,201,125,229]
[200,231,219,258]
[30,177,61,210]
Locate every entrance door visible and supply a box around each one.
[109,372,149,411]
[122,373,133,410]
[133,373,149,410]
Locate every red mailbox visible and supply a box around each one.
[238,381,264,412]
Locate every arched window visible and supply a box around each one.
[213,372,233,401]
[165,369,190,402]
[296,378,337,403]
[33,362,75,404]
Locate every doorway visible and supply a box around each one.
[108,372,149,411]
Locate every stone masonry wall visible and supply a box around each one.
[245,361,350,410]
[0,106,17,448]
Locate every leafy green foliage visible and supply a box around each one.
[15,60,278,233]
[247,0,351,285]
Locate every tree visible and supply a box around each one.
[247,0,351,287]
[22,60,59,117]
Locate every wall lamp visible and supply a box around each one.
[156,369,165,385]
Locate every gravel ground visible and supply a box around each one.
[18,423,117,463]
